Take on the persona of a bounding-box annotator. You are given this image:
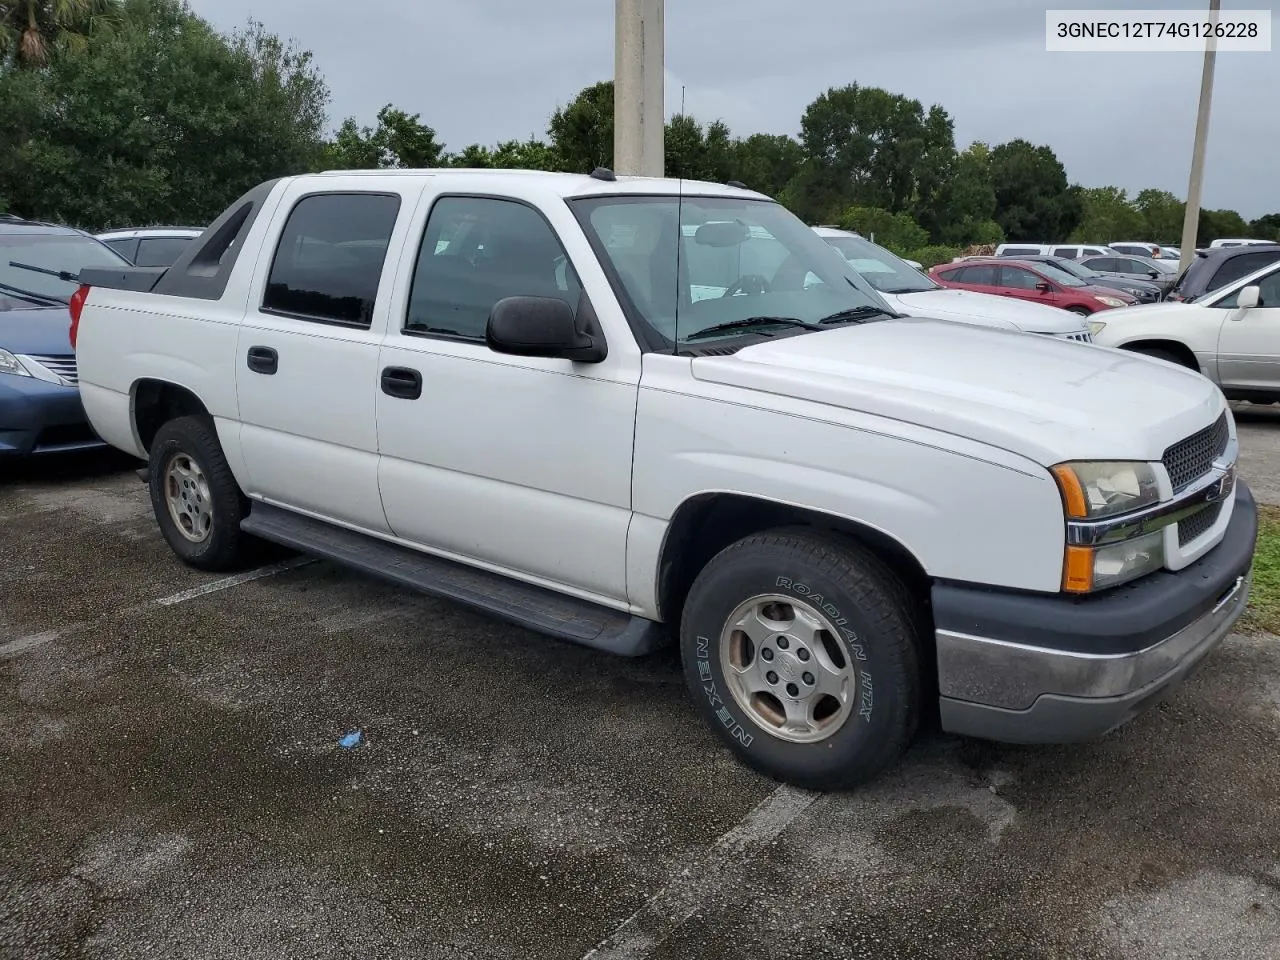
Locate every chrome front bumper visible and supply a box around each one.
[933,481,1257,744]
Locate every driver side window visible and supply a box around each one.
[1217,270,1280,309]
[405,195,581,340]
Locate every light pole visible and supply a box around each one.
[1177,0,1221,274]
[614,0,664,176]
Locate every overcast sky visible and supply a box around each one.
[186,0,1278,219]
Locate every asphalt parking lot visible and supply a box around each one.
[3,412,1280,960]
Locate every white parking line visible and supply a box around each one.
[153,557,316,606]
[582,784,820,959]
[0,629,66,659]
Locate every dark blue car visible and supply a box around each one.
[0,217,132,458]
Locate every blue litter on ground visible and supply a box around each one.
[339,730,362,749]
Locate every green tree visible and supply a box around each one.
[1070,186,1146,244]
[1133,189,1184,243]
[987,139,1082,242]
[447,138,557,170]
[797,83,955,219]
[324,104,445,169]
[548,80,613,172]
[836,206,928,255]
[0,0,329,229]
[664,114,734,182]
[1198,208,1250,245]
[0,0,120,67]
[1249,214,1280,242]
[936,142,1000,245]
[730,133,804,197]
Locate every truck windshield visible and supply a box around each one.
[569,196,897,350]
[819,234,937,294]
[0,233,129,307]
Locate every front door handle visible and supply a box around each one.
[380,365,422,400]
[247,346,278,375]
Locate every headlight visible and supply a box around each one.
[1095,296,1127,307]
[1065,530,1166,593]
[1051,461,1160,520]
[1052,460,1164,593]
[1088,319,1107,336]
[1125,287,1149,298]
[0,349,32,377]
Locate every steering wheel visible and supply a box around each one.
[722,274,771,297]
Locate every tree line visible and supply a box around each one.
[3,0,1276,268]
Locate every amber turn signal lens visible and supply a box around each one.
[1062,545,1094,593]
[1051,464,1088,519]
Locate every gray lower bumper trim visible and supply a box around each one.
[937,572,1249,744]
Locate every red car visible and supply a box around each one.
[929,258,1136,316]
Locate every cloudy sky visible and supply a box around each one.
[186,0,1278,219]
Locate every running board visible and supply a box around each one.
[240,502,668,657]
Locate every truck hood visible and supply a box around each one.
[889,288,1087,335]
[691,318,1225,466]
[0,305,74,355]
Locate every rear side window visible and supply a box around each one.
[955,265,997,284]
[1085,257,1117,272]
[135,236,195,268]
[1210,252,1280,291]
[263,193,401,327]
[1051,247,1077,258]
[1001,247,1040,257]
[404,195,581,341]
[104,238,139,262]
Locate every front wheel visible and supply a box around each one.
[679,529,921,790]
[148,416,252,571]
[1128,345,1193,369]
[1066,306,1092,317]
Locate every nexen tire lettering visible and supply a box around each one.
[696,635,755,747]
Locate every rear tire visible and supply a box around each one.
[148,416,252,572]
[679,528,921,790]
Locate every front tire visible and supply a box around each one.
[1128,345,1192,368]
[1066,306,1092,317]
[148,416,251,571]
[679,529,921,790]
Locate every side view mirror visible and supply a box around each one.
[1236,285,1261,310]
[486,295,607,363]
[1148,271,1160,279]
[1036,281,1053,293]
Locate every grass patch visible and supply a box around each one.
[1242,504,1280,634]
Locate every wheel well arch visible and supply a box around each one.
[655,492,932,628]
[1120,339,1200,370]
[131,379,212,454]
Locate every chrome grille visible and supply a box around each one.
[1162,413,1229,492]
[1045,330,1093,343]
[1178,501,1224,546]
[26,354,78,384]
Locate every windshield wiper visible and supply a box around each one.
[879,286,932,295]
[817,305,899,324]
[684,316,825,341]
[8,260,82,283]
[0,279,66,306]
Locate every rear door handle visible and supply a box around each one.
[247,346,278,375]
[380,365,422,400]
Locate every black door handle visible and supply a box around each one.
[247,346,278,375]
[380,365,422,400]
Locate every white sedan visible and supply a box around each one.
[812,227,1092,341]
[1090,258,1280,404]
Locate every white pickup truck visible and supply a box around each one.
[71,169,1257,790]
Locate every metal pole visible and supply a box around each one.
[614,0,664,176]
[1178,0,1220,274]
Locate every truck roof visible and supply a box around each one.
[306,167,770,201]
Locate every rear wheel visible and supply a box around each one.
[148,416,252,571]
[679,528,921,790]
